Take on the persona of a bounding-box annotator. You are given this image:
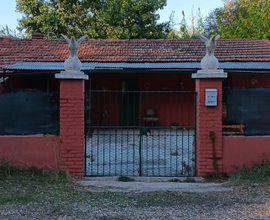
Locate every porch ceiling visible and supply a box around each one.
[3,61,270,72]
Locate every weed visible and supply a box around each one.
[204,173,228,182]
[229,158,270,185]
[86,155,95,162]
[170,150,179,156]
[184,177,196,182]
[117,176,135,182]
[0,161,69,183]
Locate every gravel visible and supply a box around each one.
[1,178,270,220]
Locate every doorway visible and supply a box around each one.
[120,78,138,126]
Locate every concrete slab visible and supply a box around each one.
[76,177,232,193]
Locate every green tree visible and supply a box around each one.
[204,0,270,39]
[16,0,170,39]
[221,0,270,39]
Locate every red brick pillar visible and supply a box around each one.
[192,72,227,176]
[56,72,88,176]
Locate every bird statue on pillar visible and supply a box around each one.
[61,34,88,71]
[197,33,220,71]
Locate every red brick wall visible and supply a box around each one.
[196,79,223,176]
[59,79,85,176]
[0,135,60,169]
[223,136,270,173]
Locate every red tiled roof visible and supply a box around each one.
[1,38,270,72]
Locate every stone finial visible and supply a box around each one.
[197,33,220,71]
[61,34,88,71]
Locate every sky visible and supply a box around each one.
[0,0,224,31]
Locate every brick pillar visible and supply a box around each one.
[195,79,223,176]
[56,71,88,176]
[192,71,227,177]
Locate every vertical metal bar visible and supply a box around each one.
[139,91,142,176]
[170,91,172,177]
[163,92,166,176]
[133,91,135,176]
[145,92,148,176]
[127,91,130,175]
[151,92,154,176]
[90,91,94,176]
[181,92,184,176]
[103,92,105,175]
[120,127,123,176]
[127,92,130,126]
[158,92,161,176]
[109,92,112,175]
[187,92,190,176]
[121,91,123,176]
[88,78,91,174]
[115,92,118,175]
[89,77,91,136]
[84,90,86,176]
[194,92,197,177]
[176,92,178,176]
[97,92,100,175]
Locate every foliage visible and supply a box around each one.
[0,24,27,39]
[229,158,270,185]
[16,0,170,39]
[167,6,204,39]
[203,7,223,37]
[0,161,69,183]
[204,0,270,39]
[222,0,270,39]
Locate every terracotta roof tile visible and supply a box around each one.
[1,38,270,71]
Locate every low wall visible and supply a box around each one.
[223,136,270,173]
[0,135,60,169]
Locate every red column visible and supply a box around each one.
[59,79,85,176]
[195,78,223,176]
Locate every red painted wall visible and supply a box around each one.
[89,73,195,127]
[223,136,270,173]
[0,135,60,169]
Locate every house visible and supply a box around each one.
[1,34,270,177]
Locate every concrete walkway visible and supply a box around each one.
[76,177,232,193]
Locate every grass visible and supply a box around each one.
[0,162,71,205]
[2,160,270,218]
[228,159,270,185]
[1,166,270,219]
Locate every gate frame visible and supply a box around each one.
[84,90,197,177]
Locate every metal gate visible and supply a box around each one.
[85,90,196,177]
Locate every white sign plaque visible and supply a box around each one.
[205,89,217,106]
